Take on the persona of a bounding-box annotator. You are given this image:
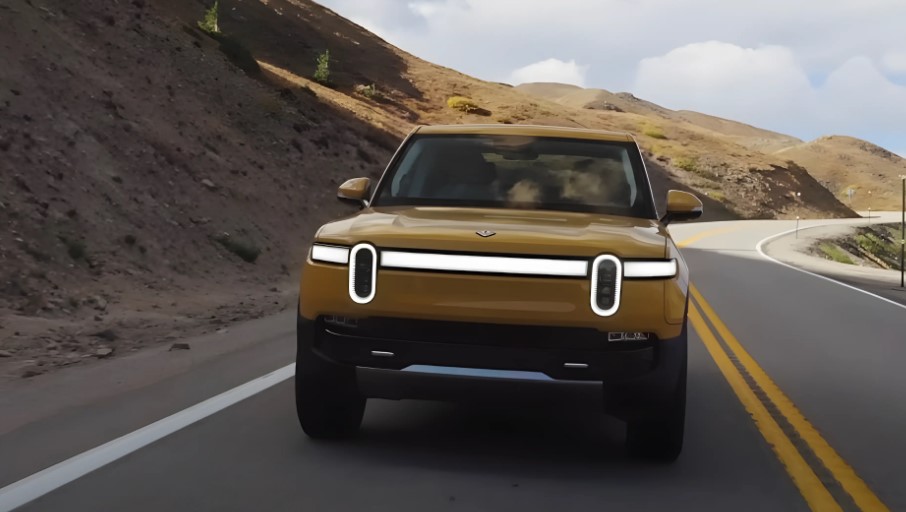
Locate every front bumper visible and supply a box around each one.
[299,258,687,339]
[298,315,686,419]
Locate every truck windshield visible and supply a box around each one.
[372,134,657,218]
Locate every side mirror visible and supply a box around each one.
[661,190,703,225]
[337,177,371,206]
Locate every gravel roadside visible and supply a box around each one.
[762,223,906,306]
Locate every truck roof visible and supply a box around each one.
[414,124,636,142]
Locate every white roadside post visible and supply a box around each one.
[868,190,872,225]
[900,175,905,288]
[795,191,801,239]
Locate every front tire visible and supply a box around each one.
[625,363,686,461]
[625,319,687,462]
[295,318,365,439]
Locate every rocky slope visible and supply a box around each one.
[0,0,396,377]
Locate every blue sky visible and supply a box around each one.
[316,0,906,158]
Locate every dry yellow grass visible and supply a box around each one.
[775,136,906,210]
[447,96,480,113]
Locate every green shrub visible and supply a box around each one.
[675,157,698,173]
[198,1,220,34]
[313,50,331,85]
[214,233,260,263]
[818,243,854,265]
[852,226,901,268]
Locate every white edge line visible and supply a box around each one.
[754,226,906,312]
[0,363,295,512]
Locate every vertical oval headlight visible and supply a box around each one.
[590,254,622,316]
[348,244,377,304]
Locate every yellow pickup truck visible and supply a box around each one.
[296,124,701,461]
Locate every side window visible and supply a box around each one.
[621,149,637,205]
[390,142,424,196]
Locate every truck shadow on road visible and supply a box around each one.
[291,367,724,484]
[348,401,631,476]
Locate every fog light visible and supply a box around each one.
[608,332,649,342]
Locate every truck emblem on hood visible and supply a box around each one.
[476,230,496,238]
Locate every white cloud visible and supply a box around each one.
[634,41,906,142]
[881,51,906,74]
[316,0,906,150]
[508,58,589,87]
[635,42,816,128]
[819,57,906,132]
[407,1,443,18]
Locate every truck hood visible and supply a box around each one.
[315,206,668,259]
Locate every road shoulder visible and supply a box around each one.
[0,309,295,437]
[761,225,906,307]
[0,308,295,488]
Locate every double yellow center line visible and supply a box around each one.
[689,284,888,511]
[676,227,887,511]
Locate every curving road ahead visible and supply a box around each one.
[1,216,904,512]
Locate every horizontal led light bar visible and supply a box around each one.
[311,244,350,264]
[623,259,677,278]
[380,251,588,277]
[314,245,676,279]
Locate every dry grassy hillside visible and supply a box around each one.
[776,136,906,210]
[518,83,906,211]
[517,83,803,153]
[210,0,853,221]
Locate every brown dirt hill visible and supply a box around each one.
[518,83,906,211]
[775,136,906,210]
[205,0,854,221]
[0,0,396,377]
[516,83,803,153]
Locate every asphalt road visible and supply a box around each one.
[1,216,904,511]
